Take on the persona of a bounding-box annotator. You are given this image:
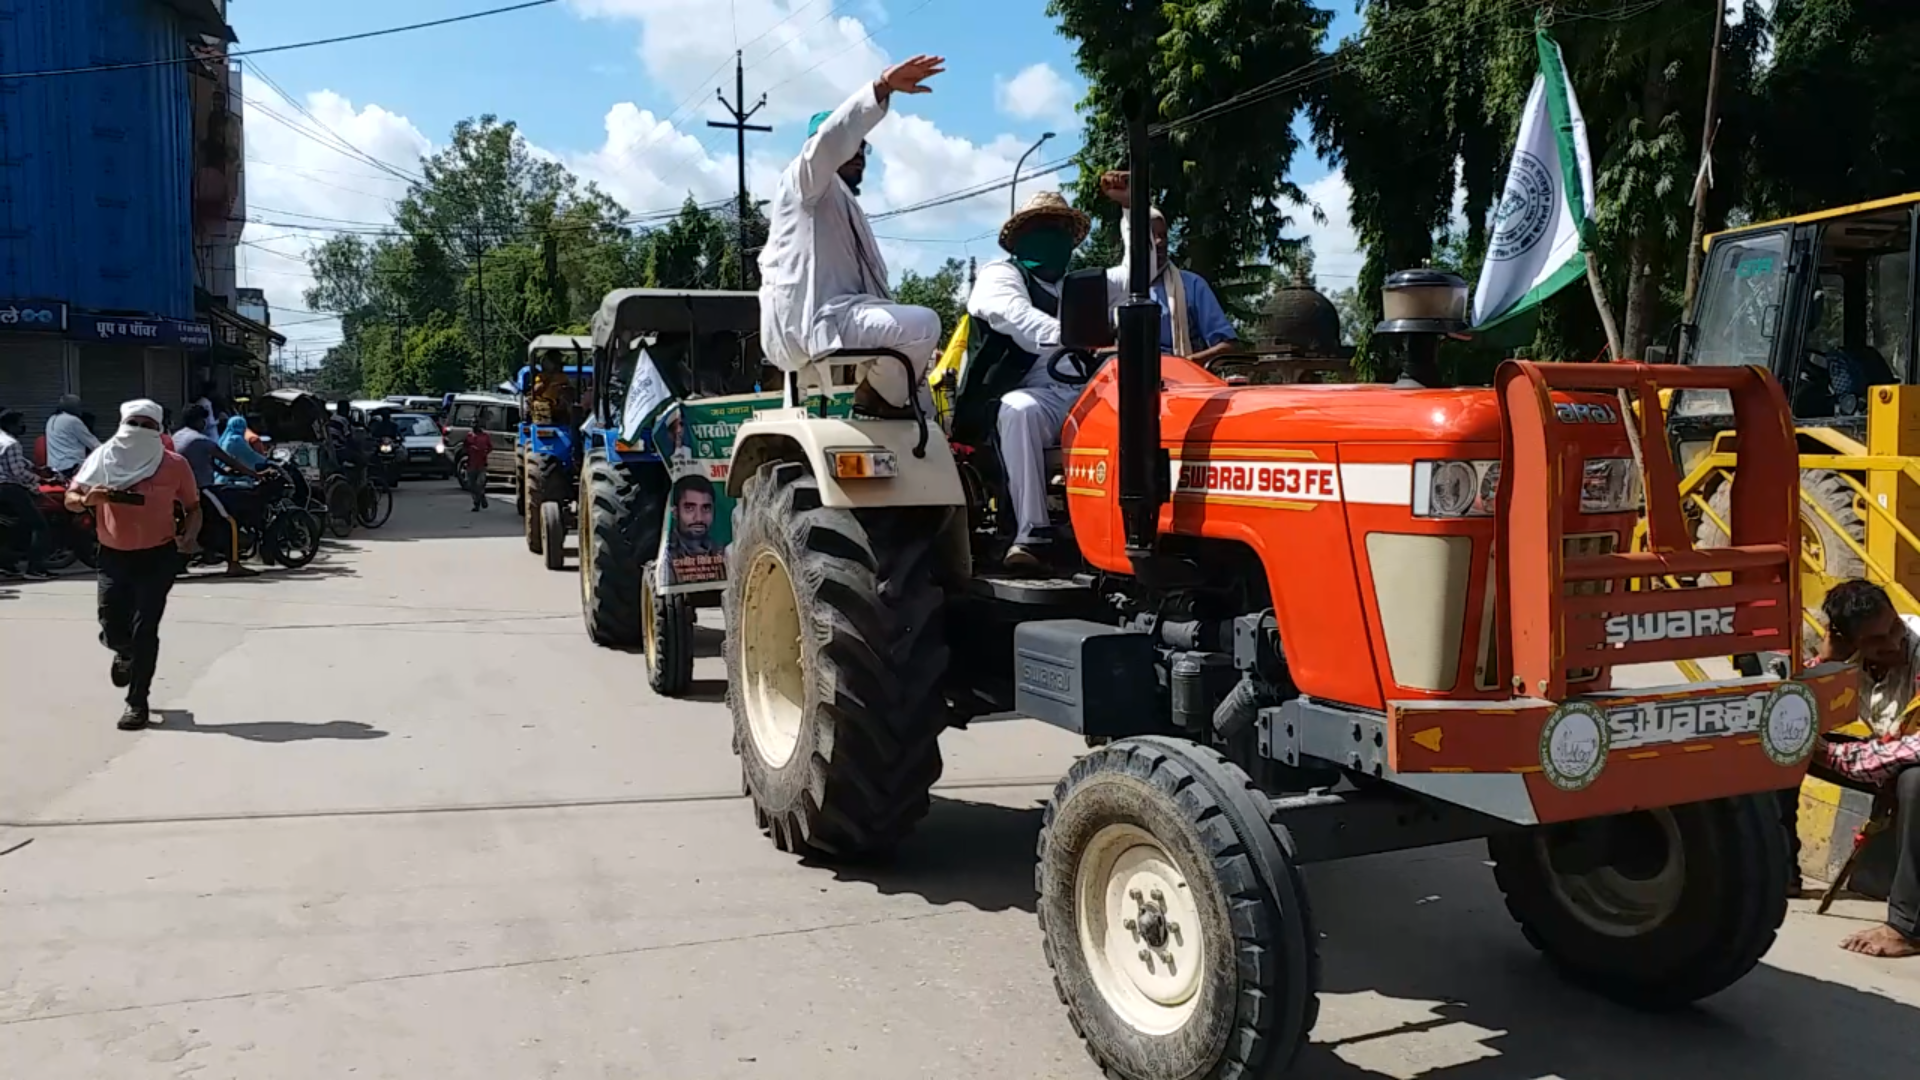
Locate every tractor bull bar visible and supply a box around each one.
[1358,362,1858,827]
[1495,361,1801,697]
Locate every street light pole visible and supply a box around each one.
[1010,131,1056,214]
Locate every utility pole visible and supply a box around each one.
[708,50,771,288]
[1683,0,1727,310]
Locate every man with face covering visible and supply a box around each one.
[758,55,946,419]
[960,190,1092,569]
[1099,171,1239,365]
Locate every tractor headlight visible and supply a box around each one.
[1580,458,1644,514]
[1413,460,1499,518]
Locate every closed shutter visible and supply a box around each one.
[0,335,71,436]
[146,348,186,419]
[78,345,152,426]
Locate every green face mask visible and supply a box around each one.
[1011,227,1076,282]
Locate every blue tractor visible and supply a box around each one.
[578,289,764,695]
[517,334,593,570]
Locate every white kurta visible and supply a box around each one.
[757,82,939,406]
[967,257,1080,543]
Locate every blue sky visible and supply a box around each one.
[231,0,1365,357]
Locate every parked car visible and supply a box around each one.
[385,395,445,418]
[389,411,451,478]
[442,393,520,487]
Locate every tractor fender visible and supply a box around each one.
[726,408,966,510]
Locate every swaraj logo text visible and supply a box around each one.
[1604,606,1735,647]
[1554,401,1619,425]
[1607,691,1769,750]
[1174,460,1339,502]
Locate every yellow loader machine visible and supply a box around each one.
[1669,192,1919,888]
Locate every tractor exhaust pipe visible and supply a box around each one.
[1116,91,1164,563]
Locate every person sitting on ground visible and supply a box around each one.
[44,394,101,481]
[758,54,947,420]
[1809,579,1920,959]
[1099,171,1239,366]
[0,408,52,579]
[960,190,1093,570]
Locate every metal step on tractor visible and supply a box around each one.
[518,334,593,571]
[715,117,1861,1077]
[578,289,860,697]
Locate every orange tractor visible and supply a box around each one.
[719,130,1860,1079]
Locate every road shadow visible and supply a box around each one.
[807,794,1043,914]
[173,559,359,586]
[680,677,728,703]
[1289,844,1920,1078]
[150,709,389,743]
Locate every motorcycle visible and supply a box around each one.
[0,479,101,572]
[219,467,320,570]
[373,437,402,488]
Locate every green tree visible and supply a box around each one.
[1050,0,1331,323]
[894,258,968,341]
[1311,1,1768,366]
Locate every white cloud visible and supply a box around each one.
[1296,171,1364,292]
[567,0,893,124]
[995,63,1076,123]
[238,80,429,362]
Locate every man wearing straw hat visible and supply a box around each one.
[758,54,947,419]
[961,189,1092,570]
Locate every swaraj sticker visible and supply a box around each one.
[1604,607,1735,646]
[1760,682,1818,766]
[1173,459,1339,501]
[1540,701,1609,791]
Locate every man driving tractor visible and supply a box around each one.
[757,53,947,419]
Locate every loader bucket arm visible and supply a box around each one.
[1494,361,1801,699]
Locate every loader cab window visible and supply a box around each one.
[1787,209,1913,420]
[1689,228,1793,372]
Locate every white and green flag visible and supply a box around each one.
[1472,29,1595,329]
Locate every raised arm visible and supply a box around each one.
[793,55,944,203]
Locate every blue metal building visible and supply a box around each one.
[0,0,233,434]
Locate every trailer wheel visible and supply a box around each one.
[580,453,660,648]
[1039,736,1319,1079]
[726,460,948,857]
[643,562,695,696]
[1489,794,1789,1009]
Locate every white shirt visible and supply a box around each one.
[44,411,100,472]
[758,82,893,372]
[967,257,1061,357]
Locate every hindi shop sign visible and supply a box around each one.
[0,300,68,332]
[72,313,213,350]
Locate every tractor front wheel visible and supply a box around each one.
[541,501,566,571]
[644,561,695,696]
[1039,737,1320,1079]
[1489,794,1789,1009]
[525,455,564,556]
[725,460,948,857]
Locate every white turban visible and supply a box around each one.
[72,399,166,491]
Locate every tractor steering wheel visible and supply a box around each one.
[1043,347,1101,387]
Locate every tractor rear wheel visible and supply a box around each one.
[1039,737,1320,1079]
[525,454,564,556]
[644,561,695,696]
[1488,794,1789,1009]
[1698,469,1863,649]
[725,460,948,857]
[579,453,660,648]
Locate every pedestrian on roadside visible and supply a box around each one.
[461,425,493,511]
[0,408,53,579]
[66,399,202,731]
[44,394,101,481]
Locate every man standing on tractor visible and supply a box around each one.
[1098,170,1239,366]
[757,54,947,420]
[960,190,1091,570]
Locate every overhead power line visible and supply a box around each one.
[0,1,562,80]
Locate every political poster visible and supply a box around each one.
[654,388,854,595]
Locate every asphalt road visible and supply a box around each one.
[3,483,1917,1079]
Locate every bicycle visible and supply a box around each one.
[356,472,393,529]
